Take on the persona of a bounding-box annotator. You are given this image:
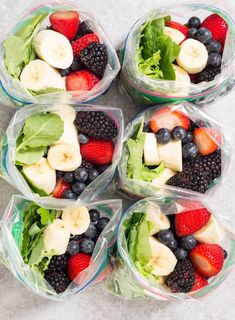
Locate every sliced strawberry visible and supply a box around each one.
[191,272,208,292]
[190,244,224,278]
[166,21,189,36]
[72,33,99,56]
[50,11,79,41]
[193,127,221,155]
[150,106,190,133]
[66,70,99,91]
[175,208,211,237]
[52,178,70,198]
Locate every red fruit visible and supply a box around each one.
[201,14,228,49]
[175,208,211,237]
[67,253,91,282]
[80,139,114,165]
[193,127,221,156]
[191,272,208,292]
[72,33,99,56]
[150,107,190,133]
[190,244,224,278]
[166,21,188,37]
[52,178,70,198]
[50,11,79,41]
[66,70,99,91]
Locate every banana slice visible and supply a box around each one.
[164,27,185,44]
[52,105,76,122]
[47,143,81,172]
[44,219,70,255]
[158,140,182,172]
[146,203,170,235]
[33,30,73,69]
[173,65,191,85]
[62,206,90,235]
[177,39,208,74]
[23,157,56,194]
[147,237,177,276]
[193,216,224,244]
[20,59,65,91]
[144,133,160,166]
[152,168,176,186]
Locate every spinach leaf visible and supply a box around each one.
[15,145,46,164]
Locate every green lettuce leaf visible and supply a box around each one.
[37,207,56,225]
[28,87,65,96]
[135,214,151,265]
[138,47,163,79]
[141,162,165,182]
[15,145,46,164]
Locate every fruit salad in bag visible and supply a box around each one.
[117,102,231,198]
[0,2,120,106]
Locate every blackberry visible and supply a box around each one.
[196,67,221,83]
[79,160,94,173]
[166,259,195,293]
[79,42,108,78]
[47,254,68,273]
[75,111,118,140]
[44,271,70,294]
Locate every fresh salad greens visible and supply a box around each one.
[138,17,181,80]
[28,87,65,96]
[3,13,48,78]
[18,202,58,274]
[15,113,64,165]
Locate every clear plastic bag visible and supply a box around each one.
[0,194,122,300]
[117,101,232,199]
[0,103,123,209]
[0,0,120,107]
[121,3,235,106]
[106,195,235,301]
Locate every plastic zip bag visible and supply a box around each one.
[0,0,120,107]
[0,194,122,300]
[106,195,235,301]
[0,103,123,209]
[121,3,235,106]
[117,101,232,199]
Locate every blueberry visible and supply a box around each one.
[74,167,88,182]
[182,131,193,144]
[156,128,171,144]
[188,16,201,29]
[63,172,74,184]
[56,171,64,179]
[72,182,86,195]
[187,28,198,39]
[206,40,221,53]
[180,235,197,250]
[78,134,89,144]
[58,68,71,77]
[157,230,175,245]
[167,239,178,251]
[76,21,94,38]
[174,248,188,260]
[89,168,100,182]
[207,52,222,68]
[79,238,95,254]
[71,234,82,241]
[67,240,80,255]
[84,224,98,239]
[224,249,228,259]
[97,164,110,173]
[97,217,110,232]
[70,59,84,71]
[195,27,212,45]
[172,126,186,141]
[182,143,198,159]
[62,189,77,200]
[89,209,100,222]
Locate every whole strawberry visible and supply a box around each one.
[50,11,79,41]
[67,253,91,282]
[201,14,228,49]
[80,139,114,165]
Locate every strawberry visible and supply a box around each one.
[50,11,79,41]
[80,139,114,165]
[150,106,190,133]
[72,33,99,56]
[52,178,70,198]
[175,208,211,237]
[193,127,221,156]
[66,70,99,91]
[201,14,228,49]
[67,253,91,282]
[191,272,208,292]
[166,21,188,36]
[189,244,224,277]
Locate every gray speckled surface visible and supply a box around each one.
[0,0,235,319]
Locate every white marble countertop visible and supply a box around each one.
[0,0,235,319]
